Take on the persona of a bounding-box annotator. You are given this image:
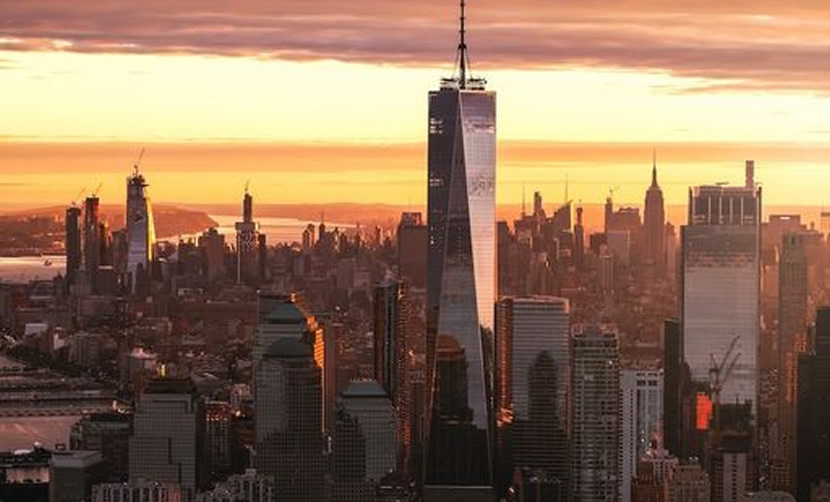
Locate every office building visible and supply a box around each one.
[70,411,132,481]
[623,369,664,502]
[255,338,325,502]
[681,161,761,406]
[571,324,622,502]
[341,380,398,482]
[770,232,807,492]
[129,378,204,502]
[126,166,156,293]
[374,279,412,471]
[66,205,82,287]
[205,401,231,481]
[425,3,496,496]
[253,292,327,429]
[49,450,105,502]
[663,319,684,458]
[644,158,666,274]
[796,307,830,501]
[496,296,570,497]
[398,212,428,289]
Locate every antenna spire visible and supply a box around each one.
[651,148,659,188]
[458,0,468,89]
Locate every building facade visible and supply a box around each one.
[622,369,664,502]
[425,4,497,495]
[571,324,622,502]
[681,161,761,406]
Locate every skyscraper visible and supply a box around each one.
[496,296,570,496]
[397,212,427,289]
[374,279,412,472]
[255,338,325,502]
[340,380,398,483]
[644,155,666,274]
[622,369,664,502]
[126,166,156,293]
[681,161,761,407]
[772,232,807,493]
[571,324,622,502]
[253,292,327,429]
[796,307,830,501]
[235,186,261,285]
[425,1,496,497]
[65,205,82,287]
[83,195,101,281]
[129,378,204,502]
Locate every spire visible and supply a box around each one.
[457,0,468,89]
[651,148,659,188]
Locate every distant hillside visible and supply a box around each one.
[7,204,217,239]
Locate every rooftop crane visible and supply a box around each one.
[70,188,86,207]
[133,148,145,175]
[91,182,103,198]
[709,335,741,441]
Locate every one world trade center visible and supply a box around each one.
[425,1,496,499]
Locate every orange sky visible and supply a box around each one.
[0,1,828,208]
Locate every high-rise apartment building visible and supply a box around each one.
[374,279,412,472]
[126,167,156,293]
[681,161,761,406]
[129,378,204,502]
[425,2,496,497]
[622,369,664,502]
[571,324,622,502]
[496,296,570,496]
[84,195,101,282]
[255,338,325,502]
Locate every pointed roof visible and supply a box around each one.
[650,149,660,190]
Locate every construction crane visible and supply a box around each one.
[91,182,103,198]
[70,188,86,207]
[608,186,621,199]
[133,148,145,175]
[709,335,741,441]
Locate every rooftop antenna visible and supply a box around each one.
[651,148,659,187]
[458,0,467,89]
[71,188,86,207]
[91,182,103,198]
[244,179,250,196]
[521,183,527,217]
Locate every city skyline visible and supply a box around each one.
[1,1,829,207]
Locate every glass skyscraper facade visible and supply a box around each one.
[681,164,761,407]
[425,59,497,496]
[126,169,156,292]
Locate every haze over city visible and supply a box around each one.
[1,0,829,207]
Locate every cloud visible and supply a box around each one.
[0,1,828,92]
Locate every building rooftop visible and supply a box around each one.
[341,380,389,399]
[264,338,312,359]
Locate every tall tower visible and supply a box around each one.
[496,296,570,496]
[425,0,496,496]
[681,162,761,407]
[235,185,260,285]
[773,232,807,493]
[254,338,325,502]
[373,279,412,473]
[65,205,82,287]
[644,152,666,274]
[571,324,622,502]
[83,195,101,286]
[126,165,156,293]
[622,368,663,502]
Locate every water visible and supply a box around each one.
[188,214,353,245]
[0,215,353,283]
[0,255,66,283]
